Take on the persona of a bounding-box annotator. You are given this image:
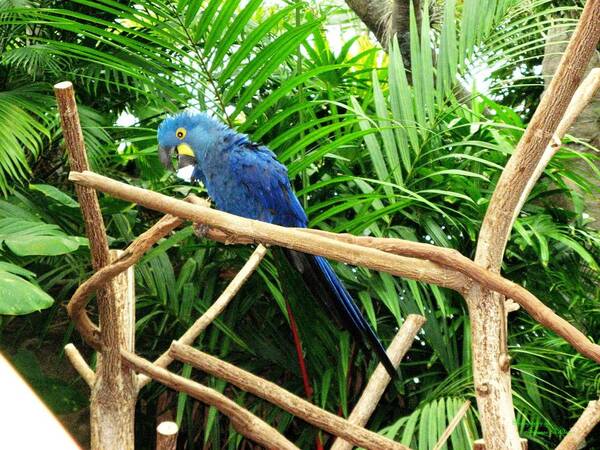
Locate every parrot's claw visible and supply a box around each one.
[194,223,210,238]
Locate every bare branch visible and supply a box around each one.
[64,343,95,387]
[121,350,299,450]
[137,244,268,389]
[511,68,600,228]
[68,170,600,365]
[556,400,600,450]
[68,170,468,292]
[467,2,600,449]
[156,421,178,450]
[54,81,110,349]
[331,314,426,450]
[169,342,410,450]
[432,400,471,450]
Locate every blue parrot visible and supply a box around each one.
[157,112,397,378]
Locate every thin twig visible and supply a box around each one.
[556,400,600,450]
[68,170,600,365]
[432,400,471,450]
[121,350,299,450]
[169,342,410,450]
[137,244,268,389]
[331,314,426,450]
[64,343,95,387]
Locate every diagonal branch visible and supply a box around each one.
[169,342,410,450]
[121,350,299,450]
[331,314,426,450]
[556,400,600,450]
[467,2,600,448]
[137,244,268,389]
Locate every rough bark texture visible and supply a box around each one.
[55,82,138,450]
[542,23,600,228]
[90,251,137,450]
[556,400,600,450]
[466,2,600,449]
[345,0,417,69]
[170,342,409,450]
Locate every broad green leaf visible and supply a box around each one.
[0,270,54,315]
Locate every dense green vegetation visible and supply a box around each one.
[0,0,598,448]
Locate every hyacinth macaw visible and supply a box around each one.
[157,112,397,378]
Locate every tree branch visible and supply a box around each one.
[330,314,426,450]
[169,342,410,450]
[121,350,299,450]
[137,244,268,389]
[466,2,600,449]
[556,400,600,450]
[67,170,600,365]
[64,343,95,387]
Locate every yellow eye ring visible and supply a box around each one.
[176,128,186,140]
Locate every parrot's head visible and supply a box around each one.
[157,112,224,179]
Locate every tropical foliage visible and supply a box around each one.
[0,0,598,449]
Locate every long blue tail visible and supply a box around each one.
[284,249,397,378]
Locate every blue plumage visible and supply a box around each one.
[158,112,397,377]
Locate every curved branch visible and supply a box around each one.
[68,170,600,365]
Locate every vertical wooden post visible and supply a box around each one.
[156,421,178,450]
[91,250,137,450]
[465,2,600,449]
[54,82,138,450]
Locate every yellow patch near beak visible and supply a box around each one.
[177,143,195,157]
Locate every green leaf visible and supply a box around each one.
[0,270,54,315]
[5,235,80,256]
[29,184,79,207]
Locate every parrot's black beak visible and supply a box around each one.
[158,146,197,171]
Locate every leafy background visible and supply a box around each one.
[0,0,598,449]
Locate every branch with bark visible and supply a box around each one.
[68,169,600,366]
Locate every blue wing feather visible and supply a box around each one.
[200,133,397,378]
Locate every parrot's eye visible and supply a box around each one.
[176,128,186,139]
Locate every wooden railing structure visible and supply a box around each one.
[55,2,599,449]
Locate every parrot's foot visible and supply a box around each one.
[194,222,210,238]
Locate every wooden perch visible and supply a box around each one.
[137,244,268,389]
[556,400,600,450]
[331,314,426,450]
[121,350,299,450]
[169,342,410,450]
[55,82,138,450]
[68,170,600,365]
[68,214,182,342]
[64,343,95,387]
[466,1,600,448]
